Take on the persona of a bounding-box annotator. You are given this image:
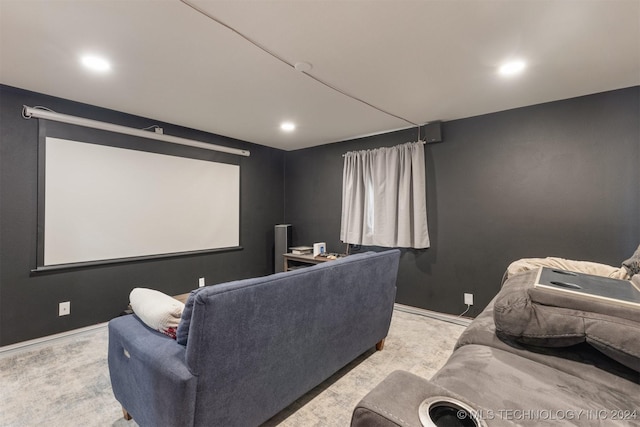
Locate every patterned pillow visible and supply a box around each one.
[129,288,184,339]
[622,244,640,275]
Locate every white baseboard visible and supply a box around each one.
[394,303,472,327]
[0,322,107,358]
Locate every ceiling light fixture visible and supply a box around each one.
[280,122,296,132]
[81,55,111,72]
[498,59,526,77]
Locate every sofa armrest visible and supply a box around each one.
[351,371,502,427]
[108,315,197,426]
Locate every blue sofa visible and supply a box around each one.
[108,249,400,427]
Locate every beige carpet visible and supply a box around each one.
[0,309,467,427]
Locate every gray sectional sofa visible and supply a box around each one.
[352,268,640,427]
[108,249,400,427]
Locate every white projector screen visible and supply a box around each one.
[43,137,240,266]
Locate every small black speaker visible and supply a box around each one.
[274,224,292,273]
[423,121,442,143]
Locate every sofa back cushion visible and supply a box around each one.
[181,249,400,427]
[494,269,640,373]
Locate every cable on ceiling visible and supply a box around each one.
[178,0,420,130]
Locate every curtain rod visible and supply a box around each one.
[342,140,426,157]
[22,106,251,157]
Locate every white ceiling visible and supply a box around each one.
[1,0,638,151]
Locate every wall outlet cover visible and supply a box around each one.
[464,293,474,305]
[198,277,205,288]
[59,301,70,316]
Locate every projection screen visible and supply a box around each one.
[43,137,240,266]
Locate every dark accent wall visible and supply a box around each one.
[285,87,640,317]
[0,85,285,346]
[1,85,638,346]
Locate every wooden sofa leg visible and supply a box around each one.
[376,339,385,351]
[122,407,132,421]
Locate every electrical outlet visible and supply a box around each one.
[464,293,474,306]
[59,301,70,316]
[198,277,205,288]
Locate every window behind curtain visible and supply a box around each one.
[340,141,430,249]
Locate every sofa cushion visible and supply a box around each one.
[129,288,184,339]
[352,370,497,427]
[494,270,640,373]
[455,278,640,387]
[431,344,640,424]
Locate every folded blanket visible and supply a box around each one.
[505,257,629,282]
[623,244,640,276]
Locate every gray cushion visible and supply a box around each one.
[352,370,495,427]
[455,280,639,386]
[494,270,640,373]
[432,345,640,424]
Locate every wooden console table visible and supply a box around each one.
[282,253,340,272]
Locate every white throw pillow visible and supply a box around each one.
[129,288,185,339]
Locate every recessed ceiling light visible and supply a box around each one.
[498,60,526,76]
[81,55,111,72]
[280,122,296,132]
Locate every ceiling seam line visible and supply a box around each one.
[178,0,419,128]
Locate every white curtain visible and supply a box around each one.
[340,141,430,249]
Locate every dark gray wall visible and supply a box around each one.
[285,87,640,317]
[2,85,638,345]
[0,85,285,346]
